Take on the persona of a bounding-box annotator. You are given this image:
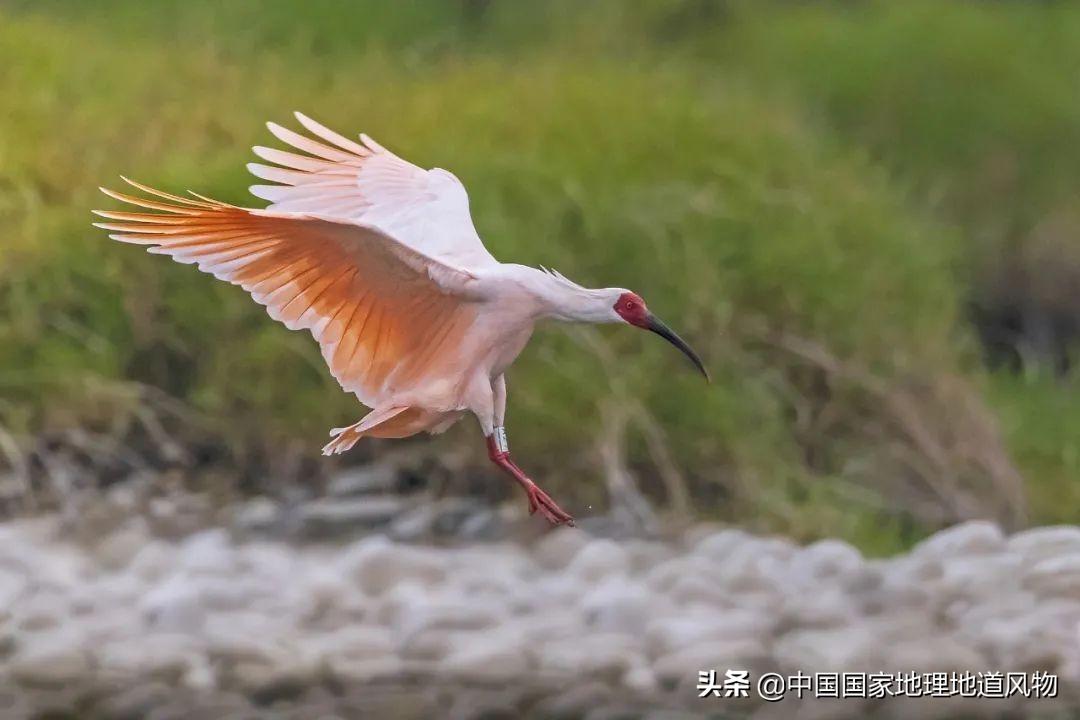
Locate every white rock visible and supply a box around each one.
[12,591,68,632]
[533,681,614,719]
[958,597,1080,671]
[441,635,532,683]
[306,624,398,664]
[236,541,296,578]
[727,590,785,616]
[645,557,703,595]
[178,529,236,577]
[950,591,1040,636]
[718,551,787,595]
[862,557,938,614]
[622,540,676,574]
[1009,526,1080,560]
[533,526,592,570]
[340,537,446,595]
[646,611,775,658]
[664,575,732,608]
[127,540,175,582]
[10,641,92,687]
[912,521,1005,560]
[734,536,798,563]
[880,695,1004,720]
[753,698,867,720]
[327,464,398,497]
[231,657,313,695]
[91,574,145,608]
[539,633,643,682]
[300,496,407,537]
[581,579,656,633]
[885,635,987,672]
[653,638,769,684]
[326,656,404,683]
[799,539,865,580]
[303,565,355,621]
[94,519,151,570]
[774,626,877,671]
[1024,554,1080,598]
[397,599,505,637]
[202,613,296,675]
[449,545,538,600]
[373,581,450,629]
[142,576,206,632]
[779,587,854,629]
[231,496,280,535]
[522,573,586,614]
[566,539,630,583]
[96,634,198,683]
[0,570,27,609]
[183,656,217,690]
[399,627,471,662]
[938,553,1024,602]
[693,528,754,561]
[77,608,142,647]
[622,662,659,694]
[514,609,586,645]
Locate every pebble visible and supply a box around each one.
[533,681,614,719]
[9,640,91,687]
[538,633,643,682]
[0,510,1078,717]
[532,526,592,570]
[645,610,774,657]
[339,536,447,594]
[1023,554,1080,598]
[441,642,532,683]
[142,577,207,633]
[581,579,655,633]
[230,496,281,536]
[652,637,770,685]
[327,464,400,497]
[1008,525,1080,559]
[300,496,409,537]
[911,520,1005,559]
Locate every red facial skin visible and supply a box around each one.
[614,291,649,328]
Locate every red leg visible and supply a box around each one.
[486,431,574,526]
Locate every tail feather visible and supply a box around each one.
[321,406,463,455]
[322,406,408,455]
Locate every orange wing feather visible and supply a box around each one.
[95,181,480,407]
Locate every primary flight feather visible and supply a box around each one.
[94,113,708,525]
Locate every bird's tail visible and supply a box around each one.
[322,406,428,455]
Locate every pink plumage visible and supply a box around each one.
[94,114,708,525]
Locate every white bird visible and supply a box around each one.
[93,113,708,526]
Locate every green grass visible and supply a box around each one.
[1,1,1077,553]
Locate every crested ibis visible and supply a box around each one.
[93,113,708,526]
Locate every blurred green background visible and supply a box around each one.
[1,0,1077,553]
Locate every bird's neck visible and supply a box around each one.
[525,267,615,323]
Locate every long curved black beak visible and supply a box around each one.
[645,314,710,382]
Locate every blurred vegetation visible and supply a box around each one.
[0,0,1077,553]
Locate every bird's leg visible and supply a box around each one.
[486,428,574,526]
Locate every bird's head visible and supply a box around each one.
[612,290,710,382]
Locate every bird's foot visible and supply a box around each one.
[523,481,575,527]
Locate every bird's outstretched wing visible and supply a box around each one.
[94,179,482,407]
[248,112,498,270]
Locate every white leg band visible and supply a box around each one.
[493,426,509,453]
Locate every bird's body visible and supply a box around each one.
[95,114,707,525]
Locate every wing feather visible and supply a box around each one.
[95,180,481,406]
[248,113,498,269]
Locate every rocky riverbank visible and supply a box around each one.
[2,496,1080,719]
